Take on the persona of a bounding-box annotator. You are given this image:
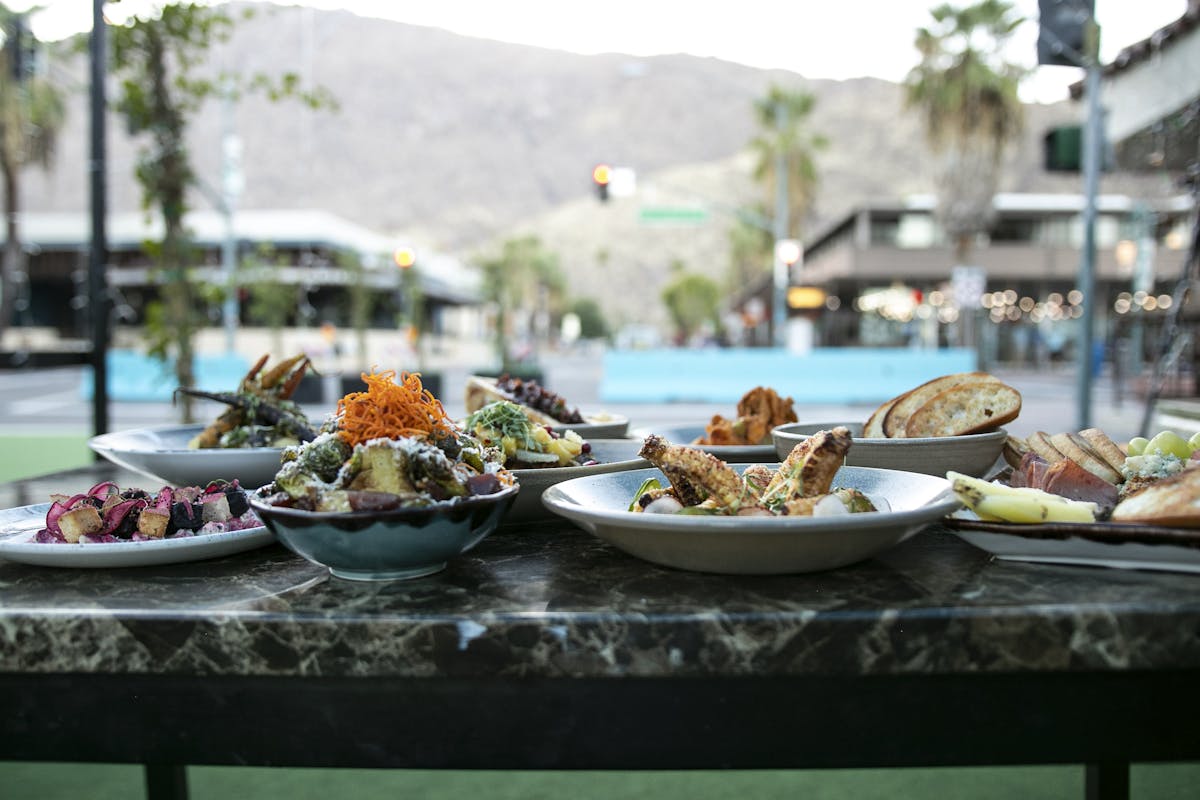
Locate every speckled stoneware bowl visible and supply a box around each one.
[771,421,1007,479]
[249,483,519,581]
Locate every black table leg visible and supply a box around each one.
[1085,761,1129,800]
[144,764,189,800]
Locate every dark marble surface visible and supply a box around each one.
[3,463,1200,680]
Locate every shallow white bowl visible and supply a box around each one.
[507,438,647,522]
[542,464,958,574]
[771,421,1007,479]
[90,424,286,489]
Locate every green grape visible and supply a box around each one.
[1145,430,1193,459]
[1188,431,1200,451]
[1126,436,1148,456]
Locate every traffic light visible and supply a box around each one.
[393,246,416,269]
[592,164,611,202]
[1037,0,1094,66]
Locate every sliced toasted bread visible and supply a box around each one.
[1110,467,1200,527]
[463,375,559,425]
[883,372,1001,438]
[1026,430,1067,464]
[863,392,904,438]
[1002,435,1030,469]
[1049,431,1122,484]
[902,380,1021,437]
[1078,427,1127,473]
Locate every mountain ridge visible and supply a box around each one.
[21,2,1177,328]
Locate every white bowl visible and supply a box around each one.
[771,421,1007,478]
[635,424,775,463]
[542,465,959,574]
[507,438,647,522]
[90,424,286,488]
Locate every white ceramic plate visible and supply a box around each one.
[0,502,274,568]
[553,413,630,439]
[772,421,1007,478]
[90,424,286,489]
[950,518,1200,574]
[507,439,648,523]
[541,464,958,574]
[638,424,775,463]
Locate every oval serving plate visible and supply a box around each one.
[89,424,287,489]
[541,464,958,574]
[0,501,274,568]
[551,413,630,440]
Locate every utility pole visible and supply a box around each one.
[88,0,109,437]
[1076,20,1102,430]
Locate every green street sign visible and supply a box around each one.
[638,206,709,224]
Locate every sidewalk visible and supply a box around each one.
[0,355,1175,444]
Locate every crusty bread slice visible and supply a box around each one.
[902,380,1022,437]
[863,392,904,438]
[1050,431,1122,484]
[1078,427,1127,472]
[1111,467,1200,527]
[463,375,559,426]
[1002,435,1030,469]
[883,371,1001,438]
[1026,430,1067,464]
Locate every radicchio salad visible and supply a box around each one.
[35,480,260,544]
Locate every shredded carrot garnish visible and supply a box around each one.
[335,370,455,448]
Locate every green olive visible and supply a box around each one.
[1126,437,1148,456]
[1145,430,1193,460]
[1188,431,1200,451]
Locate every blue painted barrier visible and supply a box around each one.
[599,347,978,404]
[80,350,252,402]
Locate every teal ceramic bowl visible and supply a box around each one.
[249,483,518,581]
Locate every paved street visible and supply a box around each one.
[0,353,1174,444]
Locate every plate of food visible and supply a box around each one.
[0,479,272,568]
[648,386,797,463]
[465,374,628,438]
[542,428,959,574]
[89,354,320,489]
[945,426,1200,573]
[461,398,646,521]
[771,372,1020,477]
[251,370,520,580]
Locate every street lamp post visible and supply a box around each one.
[772,101,789,348]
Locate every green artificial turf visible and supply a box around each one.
[0,433,92,483]
[2,763,1199,800]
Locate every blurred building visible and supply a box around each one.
[1075,1,1200,173]
[733,192,1193,363]
[6,208,482,343]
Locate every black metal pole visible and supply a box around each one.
[88,0,109,437]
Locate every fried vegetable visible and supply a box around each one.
[185,354,318,449]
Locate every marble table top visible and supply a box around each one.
[3,463,1200,681]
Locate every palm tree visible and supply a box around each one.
[0,7,65,335]
[478,235,566,369]
[904,0,1027,265]
[748,85,827,240]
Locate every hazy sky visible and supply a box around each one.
[18,0,1191,103]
